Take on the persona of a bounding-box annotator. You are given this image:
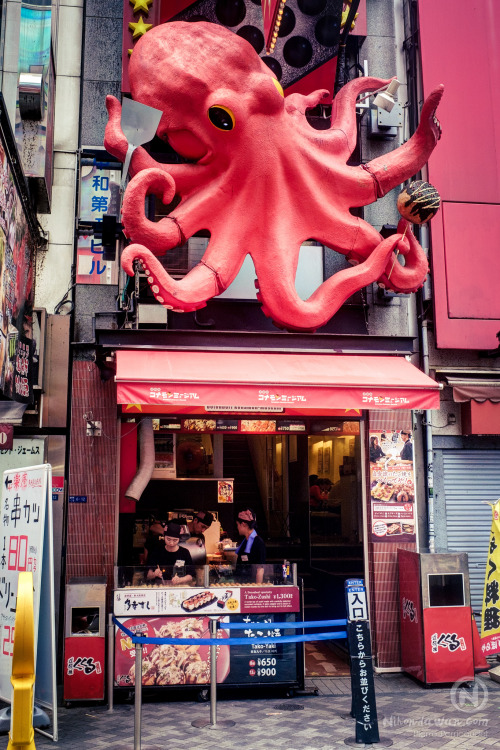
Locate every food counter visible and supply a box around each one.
[113,564,304,695]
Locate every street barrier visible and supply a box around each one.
[112,578,387,748]
[113,615,348,745]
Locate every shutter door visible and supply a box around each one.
[443,450,500,613]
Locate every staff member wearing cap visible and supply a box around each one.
[185,511,214,562]
[146,522,194,585]
[235,508,266,584]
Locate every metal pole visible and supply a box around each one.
[209,618,217,726]
[191,619,235,729]
[107,614,114,712]
[134,641,143,750]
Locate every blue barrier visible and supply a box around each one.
[112,613,349,745]
[113,616,347,646]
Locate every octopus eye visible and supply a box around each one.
[208,105,235,131]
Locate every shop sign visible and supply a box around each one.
[114,613,298,687]
[369,430,416,543]
[481,499,500,654]
[0,141,35,402]
[0,465,51,701]
[113,585,300,617]
[77,164,120,285]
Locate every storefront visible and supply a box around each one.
[108,348,440,676]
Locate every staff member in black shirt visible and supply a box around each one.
[235,508,266,584]
[146,522,193,585]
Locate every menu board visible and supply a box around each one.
[146,417,360,435]
[113,585,300,617]
[369,430,416,543]
[114,612,298,687]
[224,613,298,685]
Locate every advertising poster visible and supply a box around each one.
[369,430,416,543]
[0,142,35,401]
[114,613,297,687]
[113,585,300,617]
[218,479,233,504]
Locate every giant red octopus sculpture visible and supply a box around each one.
[105,21,443,332]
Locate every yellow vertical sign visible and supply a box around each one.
[481,500,500,655]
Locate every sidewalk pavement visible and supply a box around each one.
[6,671,500,749]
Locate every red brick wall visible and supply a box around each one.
[66,360,119,587]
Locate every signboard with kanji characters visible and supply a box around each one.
[76,163,120,285]
[0,463,57,728]
[114,613,298,687]
[481,499,500,654]
[113,585,300,617]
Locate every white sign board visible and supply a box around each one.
[347,588,368,621]
[0,464,57,739]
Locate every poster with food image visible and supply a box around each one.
[218,479,234,504]
[114,616,230,686]
[369,430,417,543]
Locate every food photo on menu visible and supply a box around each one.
[115,616,230,687]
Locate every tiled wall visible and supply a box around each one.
[66,360,119,588]
[368,541,415,668]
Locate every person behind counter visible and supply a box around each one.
[146,522,194,585]
[235,508,266,584]
[179,510,215,566]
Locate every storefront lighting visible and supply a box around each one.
[357,78,401,114]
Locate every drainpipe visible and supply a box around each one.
[125,418,155,502]
[419,223,435,553]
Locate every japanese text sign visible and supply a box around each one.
[481,500,500,654]
[0,464,50,701]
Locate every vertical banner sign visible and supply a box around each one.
[369,430,416,542]
[481,500,500,655]
[0,464,57,739]
[344,579,380,745]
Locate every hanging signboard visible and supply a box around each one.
[0,137,35,402]
[0,464,57,738]
[369,430,417,543]
[481,500,500,655]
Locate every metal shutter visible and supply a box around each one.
[443,450,500,613]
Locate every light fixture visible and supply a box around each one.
[372,79,401,113]
[357,78,401,113]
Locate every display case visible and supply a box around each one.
[113,564,303,695]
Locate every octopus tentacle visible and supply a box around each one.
[362,85,444,197]
[122,245,218,312]
[329,77,392,159]
[121,168,181,253]
[253,234,400,332]
[121,234,247,313]
[377,220,429,293]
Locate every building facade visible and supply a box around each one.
[2,0,499,679]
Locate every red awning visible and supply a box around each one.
[115,350,440,415]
